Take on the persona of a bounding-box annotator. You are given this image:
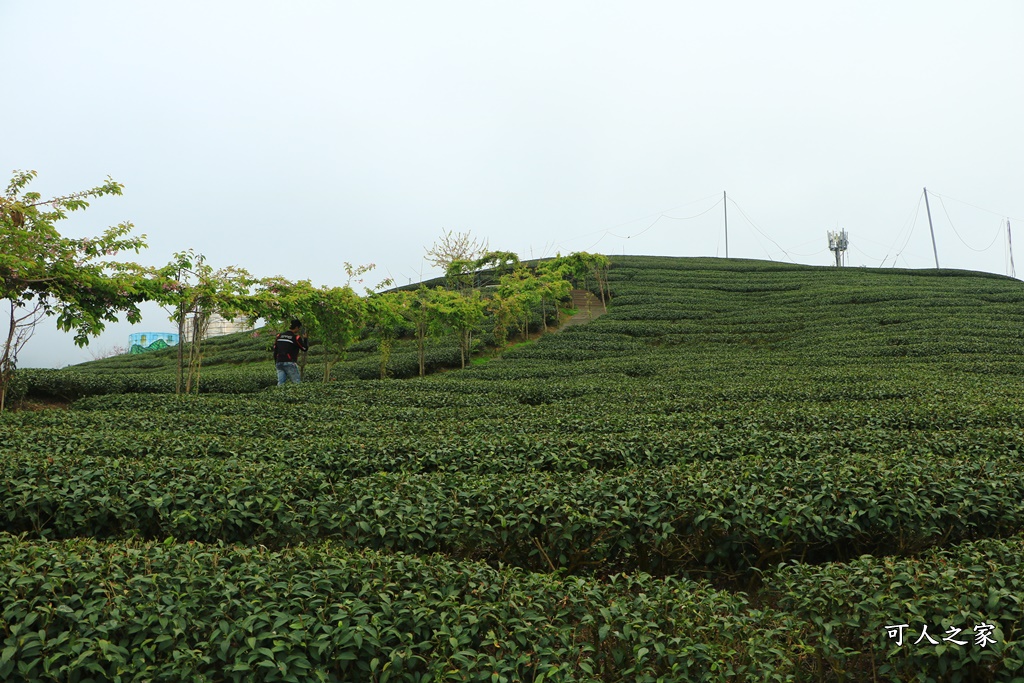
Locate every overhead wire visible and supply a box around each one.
[783,236,829,258]
[555,191,725,251]
[886,192,923,267]
[927,190,1023,224]
[850,243,885,263]
[727,197,794,261]
[787,246,829,257]
[566,193,726,253]
[936,196,1002,252]
[607,197,724,240]
[661,200,726,221]
[607,215,662,242]
[582,232,611,252]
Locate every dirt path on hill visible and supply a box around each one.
[558,289,607,329]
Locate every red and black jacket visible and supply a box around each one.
[273,331,308,363]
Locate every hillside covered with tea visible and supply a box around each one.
[3,256,1024,682]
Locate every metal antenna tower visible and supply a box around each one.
[828,229,849,267]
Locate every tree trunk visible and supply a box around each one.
[175,303,185,395]
[194,337,203,395]
[379,337,392,379]
[0,303,16,413]
[417,321,426,376]
[298,333,308,379]
[185,312,209,395]
[185,315,198,394]
[323,347,337,382]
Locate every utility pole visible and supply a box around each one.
[1009,220,1016,279]
[923,187,940,268]
[723,191,729,258]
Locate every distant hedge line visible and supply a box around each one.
[7,368,274,401]
[9,344,471,402]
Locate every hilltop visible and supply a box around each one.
[16,255,1024,401]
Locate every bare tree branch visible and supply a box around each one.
[424,229,489,270]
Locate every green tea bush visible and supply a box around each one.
[0,533,805,682]
[3,449,1024,582]
[6,255,1024,680]
[764,535,1024,681]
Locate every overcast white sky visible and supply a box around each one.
[4,1,1023,367]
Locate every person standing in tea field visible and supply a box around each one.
[273,319,308,385]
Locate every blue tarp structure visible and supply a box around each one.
[129,332,179,354]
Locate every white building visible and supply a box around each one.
[181,312,253,343]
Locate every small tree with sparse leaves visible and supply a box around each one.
[366,290,409,379]
[156,250,252,395]
[424,229,489,271]
[432,288,486,368]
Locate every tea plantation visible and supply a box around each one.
[3,256,1024,682]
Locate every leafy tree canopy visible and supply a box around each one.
[0,170,153,409]
[1,170,152,345]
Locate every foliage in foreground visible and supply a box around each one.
[1,533,1021,682]
[0,534,799,682]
